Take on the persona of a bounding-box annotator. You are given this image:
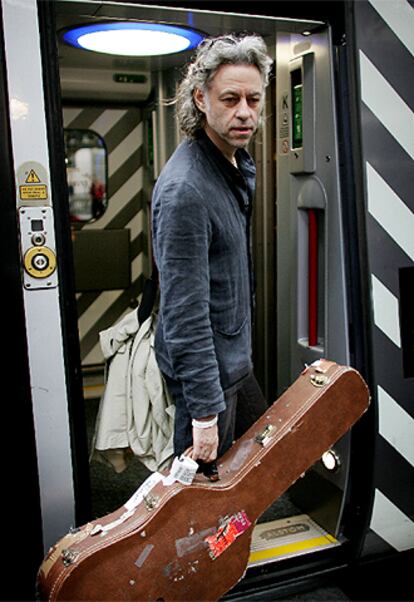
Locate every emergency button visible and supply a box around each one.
[23,246,57,279]
[32,253,49,271]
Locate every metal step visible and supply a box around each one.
[249,514,339,567]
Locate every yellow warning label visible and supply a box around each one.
[25,169,41,184]
[20,185,48,200]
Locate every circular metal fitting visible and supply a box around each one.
[31,232,46,246]
[23,246,56,279]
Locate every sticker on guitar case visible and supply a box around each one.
[204,511,251,560]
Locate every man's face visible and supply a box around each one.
[194,63,264,160]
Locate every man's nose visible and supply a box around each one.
[235,97,251,119]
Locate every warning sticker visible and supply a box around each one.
[20,184,48,200]
[17,161,50,204]
[25,169,41,184]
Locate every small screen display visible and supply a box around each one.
[31,219,44,232]
[292,84,303,149]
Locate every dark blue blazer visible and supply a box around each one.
[151,131,255,419]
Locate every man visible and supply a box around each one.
[151,34,273,469]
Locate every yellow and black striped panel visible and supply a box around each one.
[63,106,147,365]
[354,0,414,555]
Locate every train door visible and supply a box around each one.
[1,0,91,596]
[1,0,84,540]
[242,21,362,584]
[52,0,361,582]
[1,1,45,598]
[273,25,352,539]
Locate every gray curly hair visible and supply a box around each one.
[175,34,273,138]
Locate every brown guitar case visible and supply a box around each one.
[37,360,370,601]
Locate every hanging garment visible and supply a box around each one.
[92,310,175,473]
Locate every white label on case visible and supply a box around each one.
[124,472,163,511]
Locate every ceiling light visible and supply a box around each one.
[63,22,204,57]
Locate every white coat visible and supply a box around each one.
[91,310,175,473]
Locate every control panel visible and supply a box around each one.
[19,206,58,289]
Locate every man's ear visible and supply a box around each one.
[193,87,206,113]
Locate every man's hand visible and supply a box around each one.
[191,416,219,463]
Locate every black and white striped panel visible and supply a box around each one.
[63,107,147,364]
[354,0,414,555]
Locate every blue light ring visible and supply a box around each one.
[62,21,204,53]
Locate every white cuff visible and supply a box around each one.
[192,416,218,429]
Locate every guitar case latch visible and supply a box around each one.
[255,424,275,446]
[310,373,329,387]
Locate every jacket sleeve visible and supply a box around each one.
[152,179,226,419]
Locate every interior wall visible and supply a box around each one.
[63,106,148,365]
[251,75,278,403]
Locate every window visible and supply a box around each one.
[64,129,107,223]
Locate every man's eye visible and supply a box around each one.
[222,97,238,104]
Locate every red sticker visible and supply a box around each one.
[205,511,251,560]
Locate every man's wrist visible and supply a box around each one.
[192,415,218,429]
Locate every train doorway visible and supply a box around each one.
[2,0,364,593]
[53,0,353,575]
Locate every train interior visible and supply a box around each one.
[55,0,351,575]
